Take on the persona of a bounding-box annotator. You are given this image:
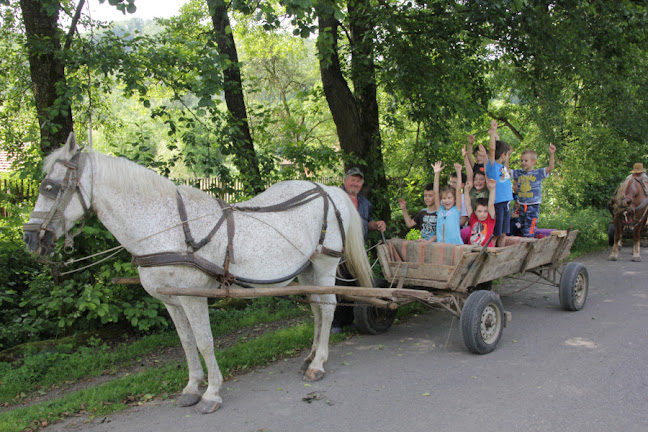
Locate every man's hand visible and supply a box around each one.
[370,220,386,232]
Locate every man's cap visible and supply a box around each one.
[631,163,646,174]
[345,167,364,179]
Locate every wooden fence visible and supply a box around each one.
[1,176,343,217]
[1,178,38,217]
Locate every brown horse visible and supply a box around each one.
[608,175,648,261]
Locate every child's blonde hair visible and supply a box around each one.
[521,149,538,160]
[440,186,455,200]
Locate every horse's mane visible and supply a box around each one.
[91,151,211,202]
[42,145,71,175]
[614,177,632,203]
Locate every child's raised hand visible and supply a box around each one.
[464,180,473,192]
[462,145,467,158]
[549,143,556,153]
[487,178,497,191]
[467,134,475,145]
[432,161,444,173]
[454,162,463,172]
[478,143,487,158]
[398,198,407,209]
[491,120,498,130]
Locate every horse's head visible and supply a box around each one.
[23,133,92,256]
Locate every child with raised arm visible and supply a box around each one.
[463,144,490,209]
[464,178,497,246]
[484,120,513,247]
[465,134,487,175]
[398,183,437,242]
[433,161,464,245]
[511,143,556,237]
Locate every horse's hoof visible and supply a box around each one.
[632,256,641,262]
[299,361,310,374]
[303,368,325,382]
[608,255,618,261]
[176,393,201,407]
[195,398,222,414]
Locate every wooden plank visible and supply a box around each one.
[112,277,141,285]
[155,285,441,299]
[376,244,392,279]
[387,262,455,282]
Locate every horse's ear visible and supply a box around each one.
[65,132,78,154]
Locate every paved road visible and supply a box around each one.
[51,249,648,432]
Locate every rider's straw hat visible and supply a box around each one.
[631,163,646,174]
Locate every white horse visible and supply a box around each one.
[23,133,373,414]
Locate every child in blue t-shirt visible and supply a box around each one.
[511,143,556,237]
[484,120,513,246]
[432,161,464,245]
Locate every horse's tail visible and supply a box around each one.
[341,196,374,289]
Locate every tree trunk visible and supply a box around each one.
[317,0,389,221]
[20,0,74,154]
[207,0,263,195]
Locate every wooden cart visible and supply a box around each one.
[115,230,587,355]
[348,229,588,354]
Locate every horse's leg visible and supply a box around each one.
[297,269,323,374]
[632,224,643,261]
[180,296,223,414]
[302,259,338,382]
[302,293,335,382]
[609,217,622,260]
[165,304,204,407]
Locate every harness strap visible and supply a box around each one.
[132,251,312,287]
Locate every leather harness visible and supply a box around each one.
[132,181,347,287]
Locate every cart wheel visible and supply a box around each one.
[559,262,588,311]
[353,304,397,335]
[460,291,504,354]
[608,223,616,247]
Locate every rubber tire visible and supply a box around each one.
[608,223,616,247]
[460,290,504,354]
[559,262,588,311]
[353,304,397,335]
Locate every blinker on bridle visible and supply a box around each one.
[23,152,91,253]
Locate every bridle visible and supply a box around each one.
[23,152,92,253]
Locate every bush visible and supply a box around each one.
[540,206,609,254]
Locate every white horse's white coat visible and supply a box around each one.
[27,135,373,414]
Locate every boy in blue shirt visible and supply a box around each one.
[511,144,556,237]
[484,120,513,246]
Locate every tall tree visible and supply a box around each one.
[19,0,74,154]
[207,0,262,194]
[316,0,389,219]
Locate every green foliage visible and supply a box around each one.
[405,229,421,241]
[540,207,609,254]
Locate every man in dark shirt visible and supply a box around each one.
[333,167,386,333]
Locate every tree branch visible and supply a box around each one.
[64,0,85,51]
[488,112,524,141]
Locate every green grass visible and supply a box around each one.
[0,323,316,432]
[0,297,309,404]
